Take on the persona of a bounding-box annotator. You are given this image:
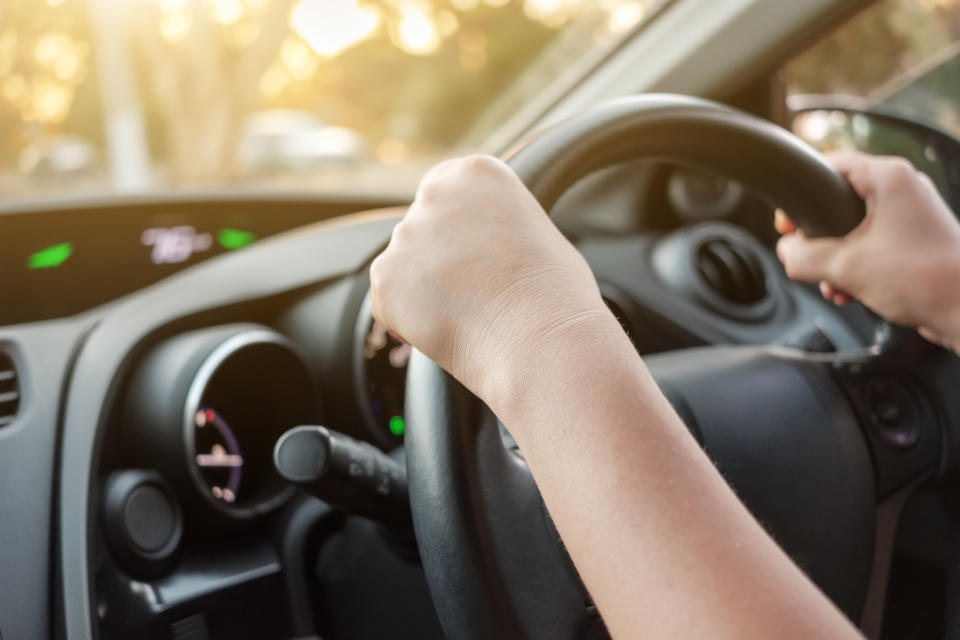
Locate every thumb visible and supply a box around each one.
[776,232,844,283]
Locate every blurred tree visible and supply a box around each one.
[0,0,98,168]
[127,0,624,182]
[0,0,659,186]
[128,0,298,182]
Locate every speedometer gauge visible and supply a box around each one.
[122,324,316,524]
[667,167,744,221]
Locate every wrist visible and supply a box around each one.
[478,305,637,437]
[927,249,960,350]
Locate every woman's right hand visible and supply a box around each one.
[776,150,960,352]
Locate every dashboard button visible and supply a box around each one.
[124,484,177,553]
[102,470,182,577]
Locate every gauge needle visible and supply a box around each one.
[196,452,243,468]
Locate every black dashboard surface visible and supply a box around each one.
[0,186,878,639]
[0,194,404,326]
[0,194,403,640]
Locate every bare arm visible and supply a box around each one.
[486,313,860,639]
[370,155,862,639]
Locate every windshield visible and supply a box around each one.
[0,0,660,202]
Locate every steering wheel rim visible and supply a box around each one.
[404,94,896,640]
[505,94,865,238]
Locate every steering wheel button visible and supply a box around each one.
[875,400,902,427]
[866,378,919,450]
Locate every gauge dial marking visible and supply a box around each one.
[194,406,243,502]
[196,444,244,468]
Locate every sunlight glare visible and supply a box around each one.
[397,5,441,56]
[159,11,193,44]
[53,54,81,82]
[159,0,189,13]
[259,62,290,97]
[28,80,72,124]
[229,20,261,48]
[524,0,581,28]
[605,1,645,34]
[437,10,459,38]
[1,75,27,106]
[291,0,380,58]
[281,36,319,79]
[206,0,246,25]
[33,33,73,67]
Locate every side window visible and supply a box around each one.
[786,0,960,135]
[785,0,960,205]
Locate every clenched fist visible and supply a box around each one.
[369,155,611,411]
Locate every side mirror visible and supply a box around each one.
[788,94,960,211]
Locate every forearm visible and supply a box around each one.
[488,315,862,640]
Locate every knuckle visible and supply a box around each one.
[416,159,458,200]
[415,173,446,202]
[880,157,920,189]
[390,219,413,244]
[460,154,503,174]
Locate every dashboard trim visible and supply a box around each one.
[57,207,404,638]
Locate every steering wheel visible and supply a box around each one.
[404,94,960,639]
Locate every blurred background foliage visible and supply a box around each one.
[0,0,958,197]
[0,0,651,193]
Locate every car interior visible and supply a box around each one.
[2,0,960,638]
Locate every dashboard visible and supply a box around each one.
[0,194,399,326]
[0,168,882,639]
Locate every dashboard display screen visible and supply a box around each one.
[0,198,386,326]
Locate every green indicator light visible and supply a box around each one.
[217,228,257,251]
[389,415,405,437]
[28,242,73,269]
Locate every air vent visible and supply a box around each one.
[0,352,20,428]
[695,239,768,306]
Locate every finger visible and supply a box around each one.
[832,291,853,306]
[774,209,796,235]
[776,233,844,283]
[413,157,460,203]
[819,281,836,300]
[823,150,877,203]
[819,280,853,303]
[918,326,949,348]
[915,170,941,198]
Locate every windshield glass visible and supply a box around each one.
[1,0,661,202]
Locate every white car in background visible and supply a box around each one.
[18,135,100,181]
[240,109,368,175]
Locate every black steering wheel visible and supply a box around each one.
[404,94,960,639]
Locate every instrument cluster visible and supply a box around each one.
[115,324,317,525]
